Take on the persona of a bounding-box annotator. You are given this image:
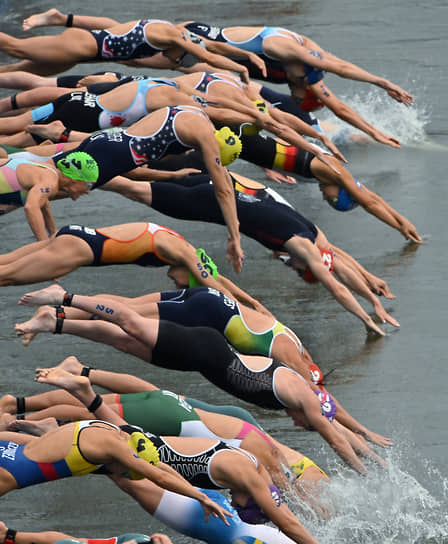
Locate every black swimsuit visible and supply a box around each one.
[151,321,287,410]
[150,174,318,251]
[53,105,202,187]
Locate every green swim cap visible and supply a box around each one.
[214,126,242,166]
[189,248,219,287]
[56,151,99,183]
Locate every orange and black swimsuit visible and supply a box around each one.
[55,222,184,266]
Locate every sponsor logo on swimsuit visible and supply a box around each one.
[0,441,19,461]
[109,114,127,127]
[83,93,97,109]
[106,128,124,143]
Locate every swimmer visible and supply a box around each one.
[16,285,389,473]
[25,366,321,544]
[179,22,413,106]
[0,15,254,82]
[0,155,89,239]
[0,221,268,316]
[178,133,422,242]
[0,418,231,522]
[0,523,171,544]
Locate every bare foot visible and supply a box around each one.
[19,283,66,307]
[25,120,66,143]
[23,8,66,31]
[0,394,16,415]
[8,417,59,436]
[35,367,90,397]
[56,355,84,375]
[15,306,57,336]
[19,305,53,346]
[0,413,16,431]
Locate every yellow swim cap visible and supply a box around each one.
[214,126,242,166]
[241,100,269,136]
[127,431,160,480]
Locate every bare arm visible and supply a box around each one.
[284,236,386,335]
[311,81,401,148]
[198,135,244,273]
[201,39,267,78]
[22,171,59,240]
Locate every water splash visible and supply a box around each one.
[319,88,431,146]
[290,440,448,543]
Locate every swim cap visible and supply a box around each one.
[127,431,160,479]
[301,248,334,283]
[327,187,359,212]
[214,126,242,166]
[304,50,325,86]
[189,248,219,287]
[236,484,283,525]
[309,363,325,388]
[242,100,269,136]
[300,87,325,112]
[314,390,337,422]
[56,151,99,184]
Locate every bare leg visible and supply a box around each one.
[0,111,33,134]
[0,29,97,70]
[0,237,92,286]
[0,71,57,89]
[52,354,157,393]
[15,306,151,362]
[0,131,36,147]
[19,287,160,348]
[35,367,125,427]
[7,87,70,111]
[0,521,74,544]
[23,9,119,31]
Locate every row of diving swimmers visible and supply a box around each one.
[12,282,390,476]
[0,355,337,544]
[0,100,422,246]
[0,8,413,114]
[0,64,417,219]
[0,343,386,544]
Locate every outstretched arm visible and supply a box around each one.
[310,81,401,148]
[311,158,422,243]
[284,236,387,336]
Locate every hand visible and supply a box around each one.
[400,220,422,243]
[362,429,393,448]
[384,81,413,106]
[373,302,400,328]
[249,53,267,78]
[149,535,174,544]
[314,150,341,175]
[200,495,233,525]
[364,317,386,336]
[172,167,202,178]
[239,67,250,85]
[252,299,275,318]
[227,237,244,274]
[264,168,296,184]
[373,130,401,149]
[319,135,347,163]
[368,275,396,299]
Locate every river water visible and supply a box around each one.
[0,0,447,542]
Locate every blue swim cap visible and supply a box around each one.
[328,187,359,212]
[304,50,325,85]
